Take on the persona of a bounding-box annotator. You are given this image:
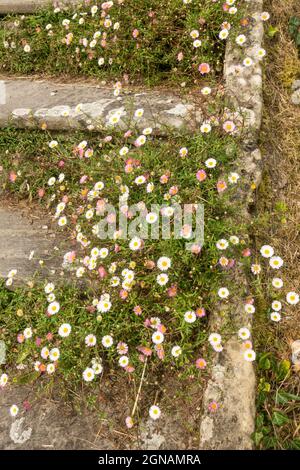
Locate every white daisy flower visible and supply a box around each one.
[102,335,113,348]
[228,172,240,184]
[146,212,158,224]
[260,245,274,258]
[171,346,182,358]
[245,304,256,314]
[216,239,228,250]
[238,328,251,340]
[218,287,229,299]
[83,367,95,382]
[272,278,283,289]
[229,236,239,245]
[92,363,103,375]
[85,209,94,220]
[58,216,67,227]
[119,356,129,367]
[149,405,161,420]
[200,122,212,133]
[219,29,229,40]
[10,405,19,417]
[111,276,120,287]
[0,373,8,387]
[157,257,171,271]
[271,300,282,311]
[45,283,55,295]
[244,349,256,362]
[99,248,109,259]
[49,348,60,361]
[129,237,142,251]
[94,181,104,191]
[134,175,146,185]
[58,323,71,338]
[236,34,247,46]
[97,300,112,313]
[152,331,164,344]
[205,158,217,168]
[269,256,284,270]
[49,140,58,149]
[48,177,56,186]
[184,310,196,323]
[286,292,299,305]
[47,363,56,374]
[201,87,212,95]
[41,347,49,360]
[47,301,60,316]
[209,333,222,345]
[85,334,97,347]
[23,327,32,339]
[256,48,266,59]
[243,57,253,67]
[157,273,169,286]
[270,312,281,322]
[143,127,153,136]
[212,343,223,352]
[179,147,188,157]
[261,12,270,21]
[134,108,144,119]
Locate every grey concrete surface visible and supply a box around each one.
[0,0,78,14]
[0,78,202,132]
[0,0,51,14]
[0,206,64,283]
[199,0,264,450]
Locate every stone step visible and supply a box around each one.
[0,382,118,449]
[0,205,65,284]
[0,0,74,14]
[0,78,202,133]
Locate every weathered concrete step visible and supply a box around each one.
[0,383,117,449]
[0,0,49,14]
[0,206,64,284]
[0,0,75,14]
[0,78,202,132]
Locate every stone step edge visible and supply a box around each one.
[0,1,76,15]
[0,79,204,133]
[198,0,264,450]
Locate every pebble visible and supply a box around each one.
[291,80,300,105]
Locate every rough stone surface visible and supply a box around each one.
[0,205,65,284]
[0,384,118,449]
[0,79,202,133]
[292,80,300,91]
[0,0,49,14]
[224,0,264,146]
[291,88,300,106]
[199,0,263,450]
[0,0,76,14]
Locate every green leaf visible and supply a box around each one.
[259,353,272,370]
[15,371,40,385]
[262,435,278,449]
[276,360,291,380]
[256,413,265,428]
[263,382,271,392]
[289,439,300,450]
[272,411,290,426]
[252,432,264,447]
[267,26,279,38]
[276,390,300,404]
[16,348,31,364]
